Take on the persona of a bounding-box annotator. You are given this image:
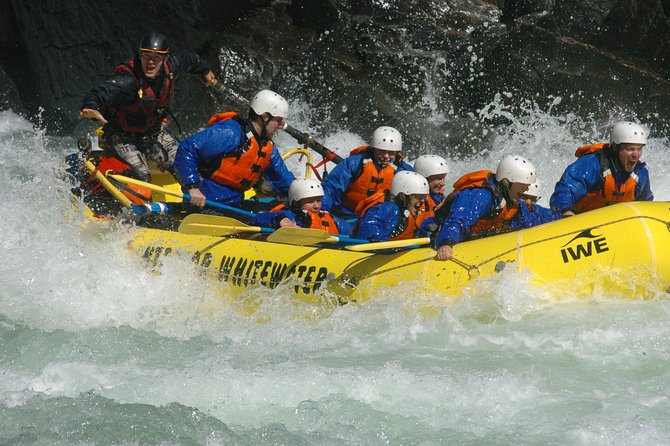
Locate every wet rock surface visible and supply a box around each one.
[2,0,668,153]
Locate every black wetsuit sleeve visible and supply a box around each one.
[168,51,211,81]
[80,73,138,111]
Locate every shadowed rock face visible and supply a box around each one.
[2,0,669,153]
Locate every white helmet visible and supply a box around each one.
[250,89,289,118]
[609,121,647,146]
[496,154,536,184]
[413,154,450,178]
[288,178,324,205]
[390,171,429,197]
[371,126,402,152]
[525,180,541,198]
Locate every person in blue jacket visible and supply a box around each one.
[173,89,295,209]
[434,154,538,261]
[549,121,653,216]
[355,171,429,242]
[253,178,353,235]
[321,126,413,218]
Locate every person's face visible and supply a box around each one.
[426,174,446,195]
[140,52,166,79]
[373,148,397,167]
[508,182,530,204]
[300,196,322,213]
[407,194,426,216]
[617,143,644,172]
[518,193,539,209]
[262,114,284,138]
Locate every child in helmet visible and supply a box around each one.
[550,121,653,216]
[354,171,429,242]
[252,178,353,235]
[320,126,413,218]
[434,154,539,260]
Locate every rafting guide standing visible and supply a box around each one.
[79,32,217,183]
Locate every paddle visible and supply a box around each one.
[84,160,133,207]
[344,237,432,252]
[107,173,255,218]
[267,227,368,246]
[210,83,343,164]
[178,214,273,236]
[178,213,367,245]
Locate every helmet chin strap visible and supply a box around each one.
[249,116,269,143]
[497,179,514,206]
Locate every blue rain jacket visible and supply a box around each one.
[174,119,295,205]
[321,152,412,218]
[434,179,535,248]
[354,201,406,242]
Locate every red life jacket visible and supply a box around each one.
[86,156,152,204]
[108,55,174,135]
[204,112,273,191]
[572,143,638,213]
[444,170,517,235]
[341,146,396,215]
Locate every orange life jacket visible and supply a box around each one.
[444,170,518,235]
[303,210,340,234]
[204,112,273,191]
[87,156,152,204]
[389,210,419,241]
[341,146,395,215]
[572,143,638,213]
[268,204,341,235]
[109,56,174,135]
[415,194,440,228]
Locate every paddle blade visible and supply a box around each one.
[181,214,250,228]
[266,227,338,246]
[178,214,264,236]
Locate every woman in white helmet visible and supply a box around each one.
[412,154,450,228]
[434,154,541,261]
[252,178,353,235]
[321,125,413,218]
[518,179,562,225]
[174,89,295,212]
[354,171,429,242]
[549,121,653,216]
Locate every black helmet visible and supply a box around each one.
[139,32,169,54]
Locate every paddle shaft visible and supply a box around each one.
[210,84,342,164]
[345,237,432,252]
[107,173,255,218]
[85,160,132,207]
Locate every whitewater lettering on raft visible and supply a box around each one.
[214,255,330,294]
[141,245,330,294]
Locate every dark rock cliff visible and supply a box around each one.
[1,0,668,154]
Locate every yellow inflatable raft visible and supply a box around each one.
[129,201,670,304]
